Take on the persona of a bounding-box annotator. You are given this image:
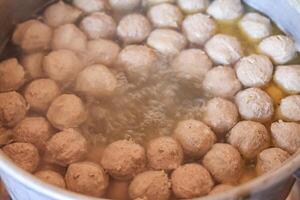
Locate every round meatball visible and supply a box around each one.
[256,147,290,175]
[45,128,88,166]
[143,0,175,7]
[274,65,300,94]
[109,0,141,12]
[129,170,171,200]
[203,66,242,98]
[235,87,274,122]
[148,3,183,29]
[227,121,270,159]
[21,52,45,79]
[117,14,151,44]
[73,0,106,13]
[182,13,216,46]
[203,97,239,137]
[239,12,272,40]
[101,139,146,180]
[207,0,244,20]
[278,95,300,122]
[0,92,28,127]
[203,143,243,184]
[258,35,296,64]
[174,119,216,158]
[177,0,209,14]
[271,121,300,154]
[209,184,234,195]
[171,163,214,198]
[65,162,109,197]
[35,170,66,188]
[0,58,25,92]
[235,54,273,88]
[3,142,39,173]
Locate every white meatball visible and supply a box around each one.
[177,0,209,14]
[182,13,216,46]
[258,35,296,64]
[204,34,243,65]
[143,0,175,7]
[202,66,242,98]
[73,0,106,13]
[278,95,300,122]
[235,54,273,88]
[109,0,141,12]
[207,0,244,21]
[235,87,274,122]
[147,29,187,58]
[239,12,272,40]
[80,12,116,40]
[274,65,300,94]
[21,52,45,79]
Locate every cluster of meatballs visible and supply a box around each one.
[0,0,300,199]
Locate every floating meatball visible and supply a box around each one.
[129,170,171,200]
[235,54,273,88]
[21,52,45,79]
[65,161,109,197]
[177,0,209,14]
[174,119,216,158]
[3,142,39,173]
[271,121,300,154]
[278,95,300,122]
[202,66,242,99]
[45,128,88,166]
[101,139,146,180]
[109,0,141,12]
[203,97,239,137]
[205,34,243,65]
[207,0,244,21]
[235,87,274,122]
[274,65,300,94]
[106,180,130,200]
[143,0,175,7]
[256,147,290,175]
[182,13,216,46]
[0,58,25,92]
[73,0,106,13]
[209,184,234,195]
[35,170,66,188]
[203,143,243,184]
[227,121,270,159]
[171,163,214,199]
[117,13,152,44]
[258,35,296,64]
[0,92,28,127]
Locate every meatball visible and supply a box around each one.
[258,35,296,64]
[143,0,175,7]
[106,180,130,200]
[148,3,183,29]
[203,97,239,137]
[73,0,106,13]
[182,13,216,46]
[278,95,300,122]
[203,143,243,184]
[271,121,300,154]
[205,34,243,65]
[147,29,187,58]
[0,92,28,127]
[171,163,214,198]
[207,0,244,21]
[147,136,183,170]
[0,58,25,92]
[101,139,146,180]
[173,119,216,158]
[117,13,152,44]
[177,0,209,14]
[202,66,242,98]
[235,87,274,122]
[227,121,270,159]
[109,0,141,12]
[209,184,234,195]
[239,12,272,40]
[3,142,39,173]
[12,20,52,53]
[80,12,116,40]
[129,170,171,200]
[256,147,290,175]
[235,54,273,88]
[65,161,109,197]
[21,52,45,79]
[273,65,300,94]
[45,128,88,166]
[35,170,66,188]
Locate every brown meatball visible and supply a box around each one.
[147,136,183,170]
[45,128,88,166]
[101,139,146,180]
[129,170,171,200]
[3,142,40,173]
[106,180,130,200]
[35,170,66,188]
[65,161,109,197]
[21,52,46,79]
[171,163,214,199]
[203,143,243,184]
[209,184,234,195]
[174,119,216,158]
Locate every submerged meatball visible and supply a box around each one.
[65,162,109,197]
[101,140,146,180]
[129,170,171,200]
[207,0,244,20]
[143,0,175,7]
[171,163,214,199]
[109,0,141,12]
[274,65,300,94]
[35,170,66,188]
[3,142,39,173]
[73,0,106,13]
[106,180,130,200]
[177,0,209,14]
[278,95,300,122]
[21,52,45,79]
[209,184,234,195]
